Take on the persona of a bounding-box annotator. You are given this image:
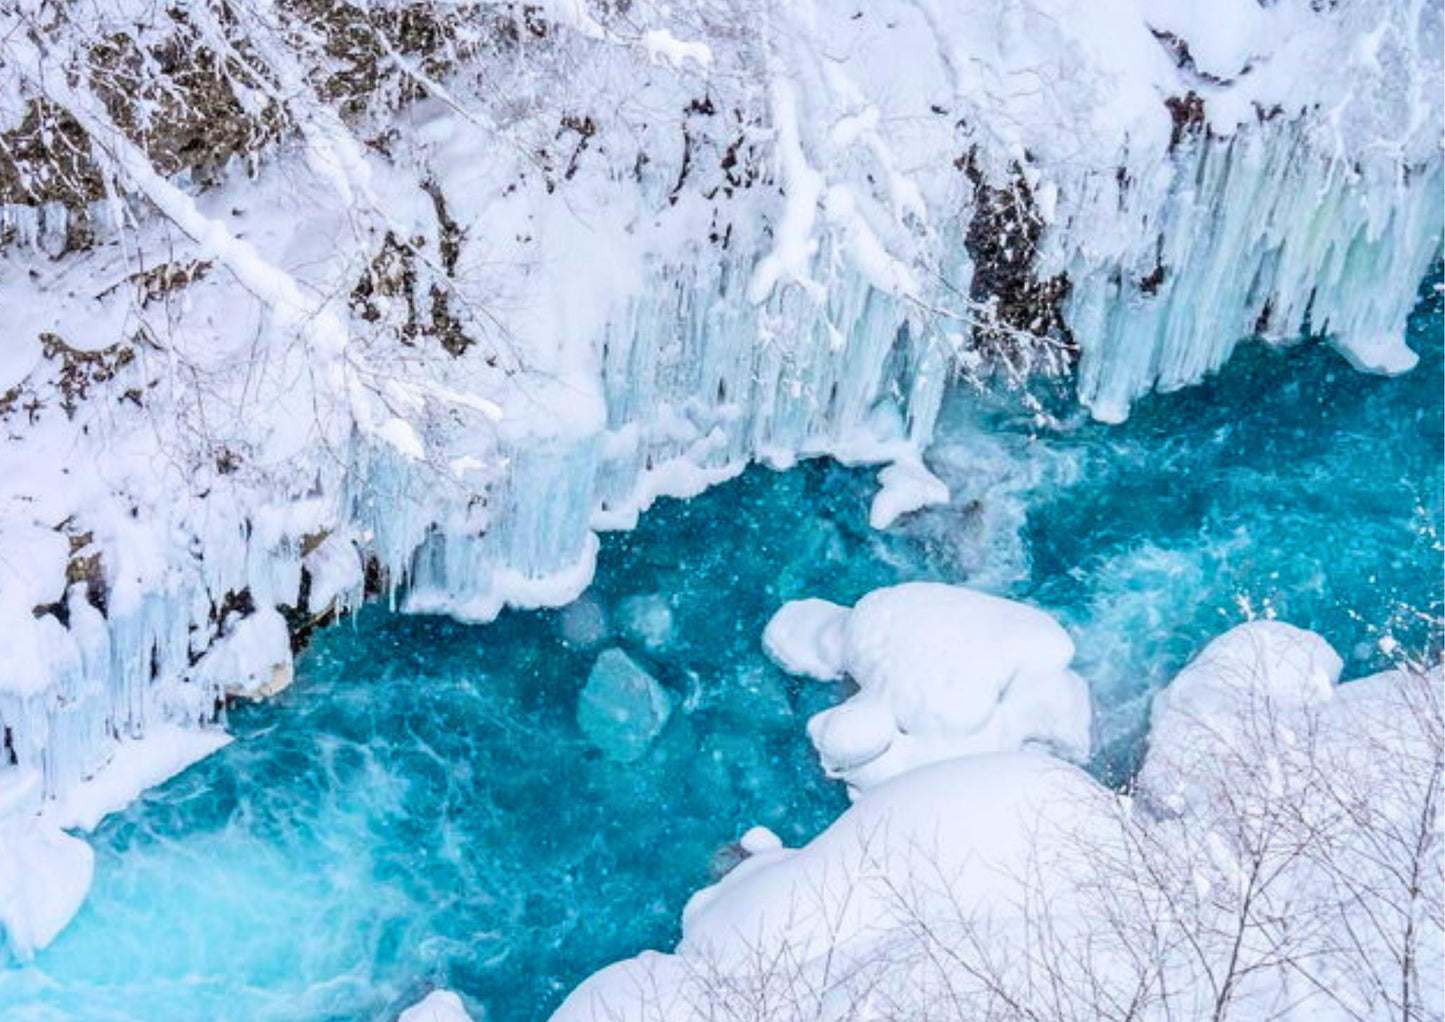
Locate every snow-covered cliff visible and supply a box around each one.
[0,0,1439,956]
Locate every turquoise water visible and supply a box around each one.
[2,282,1440,1020]
[923,276,1443,774]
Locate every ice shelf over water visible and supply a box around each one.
[0,0,1440,958]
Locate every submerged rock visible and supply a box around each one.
[577,649,673,762]
[558,596,610,650]
[617,594,675,651]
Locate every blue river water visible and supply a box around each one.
[2,282,1440,1021]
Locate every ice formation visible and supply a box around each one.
[766,583,1091,792]
[0,0,1439,955]
[0,819,93,960]
[555,621,1443,1022]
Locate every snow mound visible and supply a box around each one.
[397,989,474,1022]
[44,724,231,833]
[761,598,849,680]
[0,822,94,960]
[765,583,1091,792]
[1138,620,1343,815]
[0,719,230,956]
[870,459,950,529]
[552,752,1115,1021]
[555,622,1442,1022]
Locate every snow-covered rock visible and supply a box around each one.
[397,989,475,1022]
[766,583,1091,792]
[557,623,1443,1022]
[761,598,849,681]
[869,459,950,529]
[553,752,1118,1022]
[576,649,673,762]
[192,607,295,700]
[0,821,94,960]
[1137,620,1343,816]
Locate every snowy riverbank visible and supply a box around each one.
[556,591,1443,1022]
[0,0,1440,965]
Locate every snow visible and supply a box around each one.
[767,583,1091,792]
[0,822,94,961]
[43,724,232,833]
[558,615,1443,1022]
[192,606,295,700]
[869,458,950,529]
[0,0,1437,963]
[397,989,475,1022]
[760,598,848,681]
[0,722,226,957]
[576,648,674,763]
[377,419,428,462]
[745,74,826,306]
[738,825,783,855]
[641,29,712,72]
[303,534,365,615]
[1138,620,1343,816]
[554,752,1116,1021]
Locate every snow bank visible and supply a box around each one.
[553,752,1116,1022]
[397,990,475,1022]
[42,724,232,833]
[0,822,93,961]
[557,619,1443,1022]
[1137,620,1343,815]
[0,722,228,955]
[766,583,1091,792]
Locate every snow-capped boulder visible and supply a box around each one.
[765,583,1091,792]
[397,989,474,1022]
[552,752,1117,1022]
[761,598,849,680]
[191,606,294,699]
[0,821,94,960]
[1138,620,1343,816]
